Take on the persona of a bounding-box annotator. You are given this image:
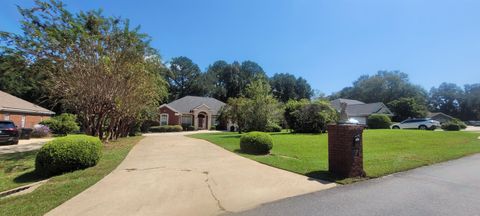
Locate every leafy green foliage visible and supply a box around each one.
[149,125,183,132]
[429,82,464,117]
[1,0,167,140]
[166,56,205,101]
[40,113,80,135]
[269,73,313,102]
[367,114,392,129]
[240,132,274,154]
[331,71,427,106]
[441,122,461,131]
[220,79,282,133]
[388,97,428,122]
[286,100,338,133]
[35,135,102,176]
[265,122,282,132]
[204,60,267,101]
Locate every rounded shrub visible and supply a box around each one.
[240,132,273,154]
[441,122,461,131]
[35,135,102,176]
[265,123,282,132]
[367,114,392,129]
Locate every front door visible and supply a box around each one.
[198,117,204,129]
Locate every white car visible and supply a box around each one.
[391,118,441,130]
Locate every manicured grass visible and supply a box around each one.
[0,136,143,216]
[190,130,480,183]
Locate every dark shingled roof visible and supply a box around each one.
[330,98,365,109]
[167,96,225,115]
[331,98,393,117]
[0,90,55,115]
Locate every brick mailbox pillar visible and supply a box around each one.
[327,124,366,178]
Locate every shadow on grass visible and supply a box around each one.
[14,170,46,184]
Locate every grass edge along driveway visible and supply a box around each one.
[0,136,143,216]
[189,130,480,184]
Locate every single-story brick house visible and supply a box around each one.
[330,98,393,125]
[159,96,225,130]
[0,90,55,128]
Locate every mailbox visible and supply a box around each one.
[327,124,366,178]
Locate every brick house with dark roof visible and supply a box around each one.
[0,90,55,128]
[159,96,226,130]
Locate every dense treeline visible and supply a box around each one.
[331,71,480,121]
[163,57,313,102]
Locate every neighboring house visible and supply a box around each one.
[427,112,455,124]
[330,98,393,125]
[0,90,55,128]
[159,96,225,130]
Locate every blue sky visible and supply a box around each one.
[1,0,479,94]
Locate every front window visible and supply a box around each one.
[160,114,169,126]
[182,115,192,125]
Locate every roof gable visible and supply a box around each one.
[0,90,55,115]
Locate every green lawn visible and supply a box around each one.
[190,130,480,183]
[0,136,143,216]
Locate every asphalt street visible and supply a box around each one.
[233,154,480,216]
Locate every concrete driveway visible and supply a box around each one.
[47,132,334,216]
[0,138,53,155]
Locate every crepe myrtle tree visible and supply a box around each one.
[1,0,167,140]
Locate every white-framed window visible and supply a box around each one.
[4,113,10,120]
[182,115,193,125]
[21,115,26,128]
[160,114,169,126]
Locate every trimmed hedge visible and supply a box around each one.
[441,122,461,131]
[149,125,183,133]
[182,124,196,131]
[35,135,102,176]
[240,132,273,154]
[367,114,392,129]
[265,123,282,132]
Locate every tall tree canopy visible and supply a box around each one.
[269,73,313,102]
[204,60,267,101]
[331,71,428,106]
[463,84,480,120]
[1,0,168,140]
[428,82,464,117]
[165,56,205,101]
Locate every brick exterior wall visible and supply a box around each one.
[0,111,51,128]
[327,124,366,178]
[159,107,181,125]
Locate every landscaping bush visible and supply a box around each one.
[265,122,282,132]
[367,114,392,129]
[450,118,467,129]
[441,122,461,131]
[240,132,273,154]
[289,101,338,133]
[35,135,102,176]
[182,124,196,131]
[31,125,51,138]
[40,113,80,135]
[149,125,183,133]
